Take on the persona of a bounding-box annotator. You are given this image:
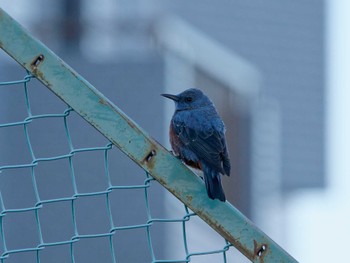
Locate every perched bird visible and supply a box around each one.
[162,88,231,202]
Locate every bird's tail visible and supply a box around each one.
[202,163,226,202]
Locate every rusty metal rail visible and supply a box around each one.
[0,8,297,262]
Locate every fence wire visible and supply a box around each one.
[0,70,234,262]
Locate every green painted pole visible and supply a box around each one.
[0,8,298,262]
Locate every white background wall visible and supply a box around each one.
[285,1,350,262]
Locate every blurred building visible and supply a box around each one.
[0,0,325,262]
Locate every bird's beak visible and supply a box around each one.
[161,93,180,102]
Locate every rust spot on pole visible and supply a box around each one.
[254,240,268,261]
[98,98,108,105]
[30,54,45,69]
[143,149,156,168]
[186,195,193,202]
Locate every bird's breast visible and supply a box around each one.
[169,122,180,155]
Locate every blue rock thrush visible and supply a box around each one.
[162,88,231,202]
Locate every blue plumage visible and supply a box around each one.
[162,88,231,202]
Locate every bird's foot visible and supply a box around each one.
[169,150,181,159]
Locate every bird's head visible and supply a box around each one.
[161,88,212,111]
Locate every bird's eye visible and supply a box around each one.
[185,97,193,102]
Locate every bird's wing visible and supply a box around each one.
[172,119,228,175]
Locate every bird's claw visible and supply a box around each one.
[169,150,181,159]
